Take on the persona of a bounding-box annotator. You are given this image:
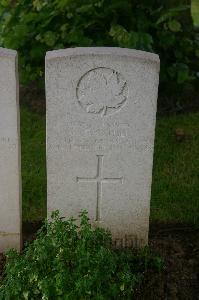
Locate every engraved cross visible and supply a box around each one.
[76,155,123,221]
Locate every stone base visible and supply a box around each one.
[0,233,21,253]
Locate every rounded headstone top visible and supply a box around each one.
[46,47,159,64]
[0,47,17,58]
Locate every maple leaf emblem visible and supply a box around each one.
[77,67,128,116]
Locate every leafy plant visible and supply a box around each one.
[0,0,198,108]
[0,211,162,299]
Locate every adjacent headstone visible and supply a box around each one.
[0,48,21,252]
[46,47,160,247]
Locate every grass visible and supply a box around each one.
[20,107,46,221]
[151,113,199,224]
[21,106,199,225]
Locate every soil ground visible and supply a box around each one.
[139,223,199,300]
[0,222,198,299]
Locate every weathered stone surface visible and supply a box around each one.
[0,48,21,252]
[46,47,160,247]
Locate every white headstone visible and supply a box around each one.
[0,48,21,252]
[46,47,159,247]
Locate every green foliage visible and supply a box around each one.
[0,0,198,97]
[0,211,162,299]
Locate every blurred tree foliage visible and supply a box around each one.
[0,0,198,110]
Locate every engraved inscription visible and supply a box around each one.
[0,137,17,150]
[76,155,123,221]
[76,67,128,116]
[113,235,145,248]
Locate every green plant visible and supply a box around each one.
[0,0,198,105]
[0,211,162,299]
